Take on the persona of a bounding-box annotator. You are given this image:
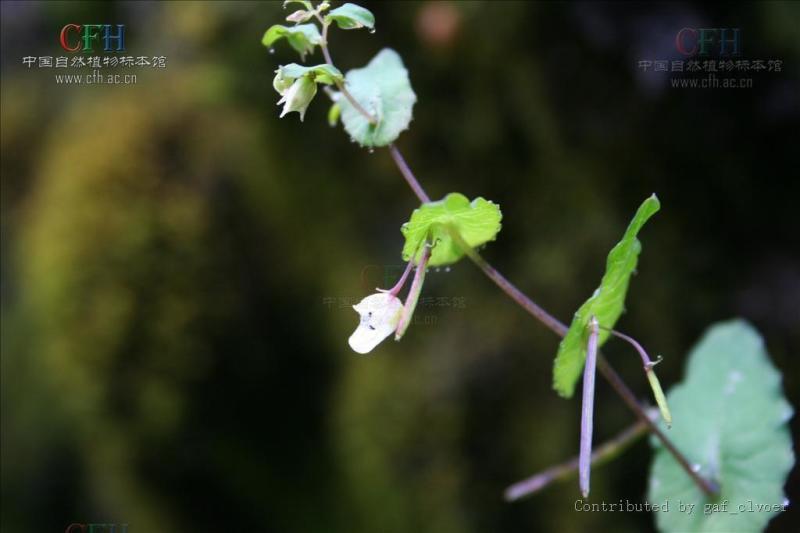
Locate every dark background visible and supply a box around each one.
[1,1,798,532]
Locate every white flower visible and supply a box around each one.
[348,293,403,354]
[277,75,317,121]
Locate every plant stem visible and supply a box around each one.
[449,181,717,497]
[579,317,599,498]
[505,410,655,501]
[319,20,378,125]
[460,229,717,496]
[314,24,717,498]
[389,144,430,203]
[395,245,430,340]
[380,259,414,297]
[452,239,569,337]
[602,327,672,427]
[596,356,713,489]
[602,327,657,369]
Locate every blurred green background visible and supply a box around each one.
[1,1,798,532]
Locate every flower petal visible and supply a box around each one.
[348,293,403,354]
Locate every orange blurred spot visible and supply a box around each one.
[416,2,461,48]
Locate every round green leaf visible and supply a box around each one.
[338,48,416,147]
[262,23,322,59]
[648,320,794,532]
[276,63,344,86]
[283,0,313,9]
[325,3,376,30]
[401,193,502,267]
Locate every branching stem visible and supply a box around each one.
[441,207,715,495]
[317,17,378,125]
[313,19,718,498]
[505,409,657,501]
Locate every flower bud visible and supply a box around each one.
[277,75,317,121]
[286,10,313,23]
[273,68,294,95]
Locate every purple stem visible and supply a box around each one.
[398,152,717,496]
[379,260,414,297]
[308,29,717,498]
[394,245,430,340]
[389,144,430,203]
[579,317,600,498]
[601,326,672,427]
[601,326,657,369]
[505,410,654,501]
[318,18,377,124]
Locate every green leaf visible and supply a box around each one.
[325,3,376,30]
[339,48,416,147]
[401,193,502,267]
[648,320,793,533]
[275,63,344,86]
[552,194,660,397]
[262,23,322,59]
[283,0,313,10]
